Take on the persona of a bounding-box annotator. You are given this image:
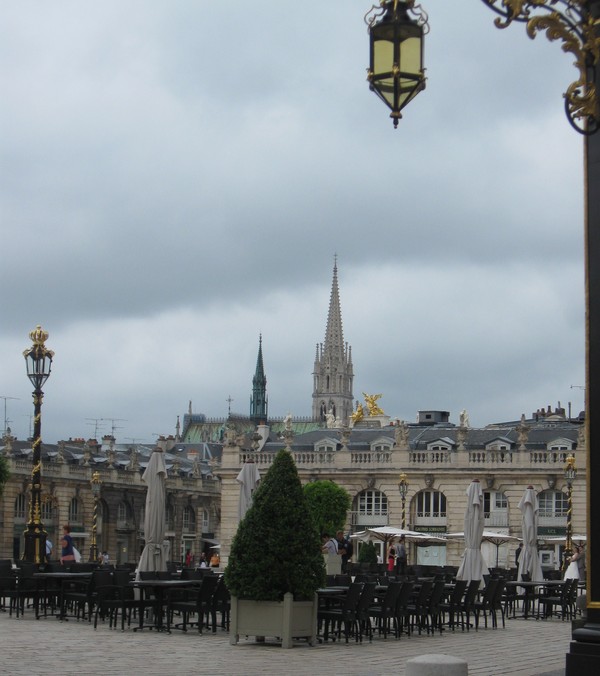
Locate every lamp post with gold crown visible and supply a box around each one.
[563,454,577,572]
[89,471,102,562]
[22,326,54,563]
[398,472,409,530]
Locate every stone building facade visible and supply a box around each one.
[216,410,586,571]
[0,435,221,565]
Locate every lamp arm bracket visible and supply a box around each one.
[480,1,600,134]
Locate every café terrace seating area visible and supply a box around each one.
[0,558,584,645]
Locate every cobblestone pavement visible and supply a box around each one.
[0,611,570,676]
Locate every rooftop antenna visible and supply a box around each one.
[85,418,104,440]
[102,418,127,437]
[0,396,19,437]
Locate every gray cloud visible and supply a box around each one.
[1,1,586,442]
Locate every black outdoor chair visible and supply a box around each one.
[63,569,112,621]
[367,581,402,639]
[456,580,481,631]
[93,569,153,631]
[167,574,219,633]
[394,579,414,638]
[354,581,377,642]
[0,561,16,612]
[421,579,447,635]
[438,579,467,631]
[210,576,231,633]
[318,582,363,643]
[473,578,499,630]
[5,562,39,618]
[405,579,433,635]
[537,580,574,620]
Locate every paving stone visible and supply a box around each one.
[0,611,571,675]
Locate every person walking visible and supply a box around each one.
[60,525,75,564]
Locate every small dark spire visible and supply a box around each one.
[250,334,268,423]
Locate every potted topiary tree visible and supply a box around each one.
[225,449,325,647]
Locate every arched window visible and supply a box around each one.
[166,503,175,531]
[68,497,83,525]
[202,508,210,532]
[539,490,568,518]
[183,506,196,533]
[117,501,133,528]
[41,497,56,523]
[483,490,508,528]
[354,489,388,527]
[416,490,447,518]
[15,494,27,521]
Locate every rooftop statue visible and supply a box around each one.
[363,392,385,417]
[350,402,364,425]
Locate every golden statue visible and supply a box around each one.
[350,402,364,424]
[363,392,385,417]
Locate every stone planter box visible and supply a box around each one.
[230,592,317,648]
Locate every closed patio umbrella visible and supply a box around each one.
[137,448,169,576]
[517,486,543,582]
[236,459,260,520]
[456,480,488,584]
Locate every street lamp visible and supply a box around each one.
[89,471,102,563]
[563,454,577,571]
[22,325,54,563]
[398,472,409,529]
[365,1,428,128]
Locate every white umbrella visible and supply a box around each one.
[447,530,520,568]
[137,449,169,576]
[456,480,488,584]
[236,459,260,520]
[350,527,446,558]
[517,486,544,582]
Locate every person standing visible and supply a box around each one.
[395,536,407,575]
[515,543,523,567]
[336,530,353,573]
[60,525,75,564]
[387,545,396,573]
[321,533,338,555]
[45,538,53,563]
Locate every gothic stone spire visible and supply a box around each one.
[312,259,354,423]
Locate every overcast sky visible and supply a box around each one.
[1,1,586,444]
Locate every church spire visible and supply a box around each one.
[312,259,354,423]
[250,334,268,423]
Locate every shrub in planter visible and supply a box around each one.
[225,449,325,601]
[358,541,378,565]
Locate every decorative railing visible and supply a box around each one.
[469,450,513,464]
[530,451,569,465]
[237,448,583,471]
[350,450,392,464]
[408,451,453,464]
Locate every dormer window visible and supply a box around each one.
[315,437,337,453]
[547,437,574,452]
[426,437,454,452]
[370,437,394,452]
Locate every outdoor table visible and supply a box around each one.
[33,572,93,621]
[130,578,203,632]
[504,580,563,619]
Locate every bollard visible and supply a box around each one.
[406,654,468,676]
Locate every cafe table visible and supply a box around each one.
[130,578,203,632]
[33,571,93,620]
[504,580,565,619]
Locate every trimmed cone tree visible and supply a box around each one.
[225,449,325,601]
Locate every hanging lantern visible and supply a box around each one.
[367,1,426,128]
